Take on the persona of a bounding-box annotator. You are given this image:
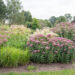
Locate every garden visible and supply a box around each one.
[1,0,75,74]
[0,22,75,75]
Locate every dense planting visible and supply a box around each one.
[0,30,9,47]
[0,25,31,67]
[0,23,75,67]
[8,25,32,35]
[31,27,58,37]
[28,34,75,63]
[0,47,30,67]
[6,34,27,49]
[5,25,32,49]
[51,22,75,41]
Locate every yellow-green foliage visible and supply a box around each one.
[0,47,30,67]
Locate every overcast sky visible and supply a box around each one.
[20,0,75,19]
[4,0,73,19]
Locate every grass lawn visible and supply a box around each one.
[1,69,75,75]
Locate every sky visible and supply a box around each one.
[4,0,75,19]
[20,0,75,19]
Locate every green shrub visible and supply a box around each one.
[0,47,30,67]
[27,34,75,63]
[26,18,40,30]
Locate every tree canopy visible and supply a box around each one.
[0,0,6,22]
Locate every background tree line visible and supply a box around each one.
[0,0,75,29]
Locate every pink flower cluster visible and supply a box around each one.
[27,33,75,55]
[49,37,75,49]
[0,31,9,46]
[51,22,75,42]
[0,35,8,45]
[27,33,75,63]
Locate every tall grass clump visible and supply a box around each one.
[0,47,30,67]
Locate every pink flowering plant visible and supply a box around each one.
[27,34,75,63]
[0,31,9,47]
[51,22,75,42]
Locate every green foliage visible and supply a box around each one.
[65,13,72,22]
[8,10,32,25]
[49,16,57,27]
[32,18,40,29]
[0,47,30,67]
[26,18,40,30]
[6,33,28,49]
[24,11,32,22]
[6,0,22,24]
[38,19,51,28]
[28,34,75,63]
[6,0,33,25]
[26,21,32,28]
[11,11,25,25]
[6,25,32,49]
[73,16,75,21]
[0,29,9,48]
[27,65,36,70]
[0,0,6,23]
[1,69,75,75]
[56,16,67,24]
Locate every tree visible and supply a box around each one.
[6,0,22,24]
[11,10,25,25]
[44,19,51,27]
[49,16,57,27]
[56,16,66,24]
[11,10,32,25]
[73,16,75,21]
[26,18,39,30]
[38,19,51,28]
[0,0,6,23]
[64,13,72,22]
[24,11,32,23]
[32,18,40,29]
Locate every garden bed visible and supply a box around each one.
[0,63,75,74]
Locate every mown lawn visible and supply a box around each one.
[1,69,75,75]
